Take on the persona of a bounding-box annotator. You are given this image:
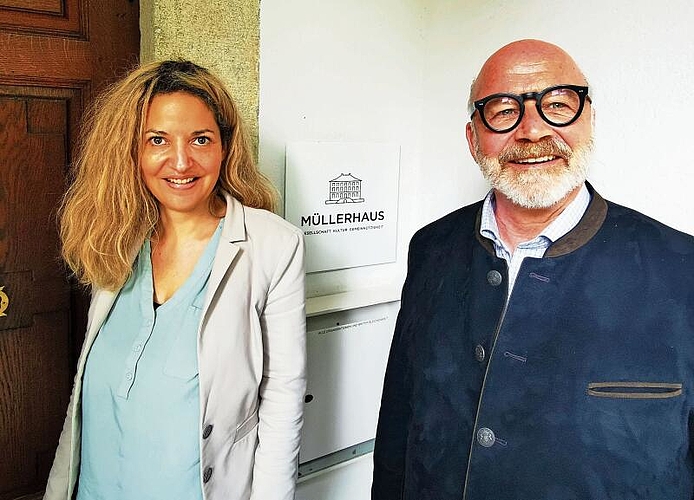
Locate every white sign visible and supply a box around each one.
[285,142,400,273]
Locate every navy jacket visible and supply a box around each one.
[372,186,694,500]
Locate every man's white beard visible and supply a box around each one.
[475,136,593,209]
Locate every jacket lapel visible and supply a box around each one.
[201,193,244,315]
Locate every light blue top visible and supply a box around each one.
[77,219,224,500]
[480,184,591,296]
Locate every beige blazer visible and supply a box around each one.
[44,194,307,500]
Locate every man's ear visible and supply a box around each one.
[465,122,477,158]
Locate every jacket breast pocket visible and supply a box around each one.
[587,381,682,399]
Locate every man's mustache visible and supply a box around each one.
[498,138,573,164]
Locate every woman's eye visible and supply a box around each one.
[194,136,210,145]
[149,136,165,146]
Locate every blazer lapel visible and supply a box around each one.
[201,193,244,315]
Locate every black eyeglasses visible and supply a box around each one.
[471,84,591,133]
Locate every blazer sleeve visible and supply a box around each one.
[251,229,307,500]
[43,386,77,500]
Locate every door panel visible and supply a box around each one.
[0,88,77,500]
[0,2,139,498]
[0,0,83,36]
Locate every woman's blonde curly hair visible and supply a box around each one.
[59,59,277,291]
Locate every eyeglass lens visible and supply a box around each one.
[482,87,583,132]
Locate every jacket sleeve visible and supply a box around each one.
[371,235,420,500]
[251,230,306,500]
[43,370,81,500]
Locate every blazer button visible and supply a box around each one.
[202,424,213,439]
[474,344,485,362]
[487,270,503,286]
[477,427,495,447]
[203,467,213,483]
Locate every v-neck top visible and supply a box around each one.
[76,219,224,500]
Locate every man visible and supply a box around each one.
[372,39,694,500]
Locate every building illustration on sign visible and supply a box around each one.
[325,173,365,204]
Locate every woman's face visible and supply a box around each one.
[141,91,224,219]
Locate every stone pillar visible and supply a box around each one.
[139,0,261,156]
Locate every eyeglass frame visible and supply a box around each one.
[470,84,591,134]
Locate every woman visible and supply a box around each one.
[44,60,306,500]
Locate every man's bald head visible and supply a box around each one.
[469,39,588,113]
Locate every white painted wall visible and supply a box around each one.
[419,0,694,233]
[258,0,425,303]
[259,1,694,498]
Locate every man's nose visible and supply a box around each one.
[513,102,553,142]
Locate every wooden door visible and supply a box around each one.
[0,2,139,498]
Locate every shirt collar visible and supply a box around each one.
[480,183,591,251]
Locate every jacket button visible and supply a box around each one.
[203,467,213,483]
[487,270,503,286]
[474,344,485,362]
[202,424,213,439]
[477,427,495,447]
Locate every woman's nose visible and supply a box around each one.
[172,143,191,171]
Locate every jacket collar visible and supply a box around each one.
[475,182,608,258]
[203,193,243,312]
[221,192,247,244]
